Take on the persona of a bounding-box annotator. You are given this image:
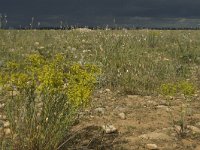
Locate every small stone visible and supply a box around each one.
[0,103,5,109]
[196,122,200,127]
[105,89,111,93]
[156,105,169,111]
[3,121,10,128]
[99,90,103,94]
[146,144,158,150]
[139,132,172,140]
[94,107,105,115]
[4,128,11,135]
[147,100,157,106]
[102,125,117,134]
[0,115,7,120]
[127,95,139,99]
[118,113,126,120]
[187,125,200,134]
[144,96,151,99]
[174,125,182,134]
[159,100,168,106]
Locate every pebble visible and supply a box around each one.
[118,113,126,120]
[127,95,139,99]
[3,121,10,128]
[94,107,105,115]
[187,125,200,134]
[144,96,152,99]
[196,122,200,127]
[174,125,182,133]
[147,100,157,106]
[146,144,159,150]
[139,132,172,140]
[0,103,5,109]
[105,89,111,93]
[0,115,6,120]
[4,128,11,135]
[102,125,117,134]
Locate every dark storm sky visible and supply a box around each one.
[1,0,200,27]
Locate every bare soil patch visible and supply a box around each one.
[64,89,200,150]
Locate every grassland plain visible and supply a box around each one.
[0,29,200,149]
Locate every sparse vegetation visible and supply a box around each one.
[0,29,200,149]
[160,81,196,137]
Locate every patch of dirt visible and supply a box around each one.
[64,89,200,150]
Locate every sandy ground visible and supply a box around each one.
[64,89,200,150]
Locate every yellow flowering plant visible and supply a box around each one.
[1,53,101,150]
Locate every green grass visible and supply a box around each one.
[1,29,200,95]
[1,29,200,149]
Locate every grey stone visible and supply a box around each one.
[118,113,126,120]
[94,107,105,115]
[102,125,117,134]
[187,125,200,134]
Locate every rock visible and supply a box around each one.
[105,89,111,93]
[0,115,6,120]
[127,95,139,99]
[118,113,126,120]
[196,122,200,127]
[3,121,10,128]
[147,100,157,106]
[0,103,5,109]
[102,125,117,134]
[146,144,159,150]
[4,128,11,135]
[156,105,168,111]
[144,96,152,99]
[94,107,105,115]
[159,100,168,106]
[187,125,200,134]
[174,125,182,133]
[115,106,126,112]
[139,132,172,140]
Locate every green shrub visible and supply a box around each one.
[0,53,100,150]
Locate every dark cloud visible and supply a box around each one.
[1,0,200,27]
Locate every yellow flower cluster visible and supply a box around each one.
[161,81,196,96]
[1,53,100,108]
[66,64,100,107]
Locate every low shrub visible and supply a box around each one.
[0,53,100,150]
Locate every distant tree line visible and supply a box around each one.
[12,25,200,30]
